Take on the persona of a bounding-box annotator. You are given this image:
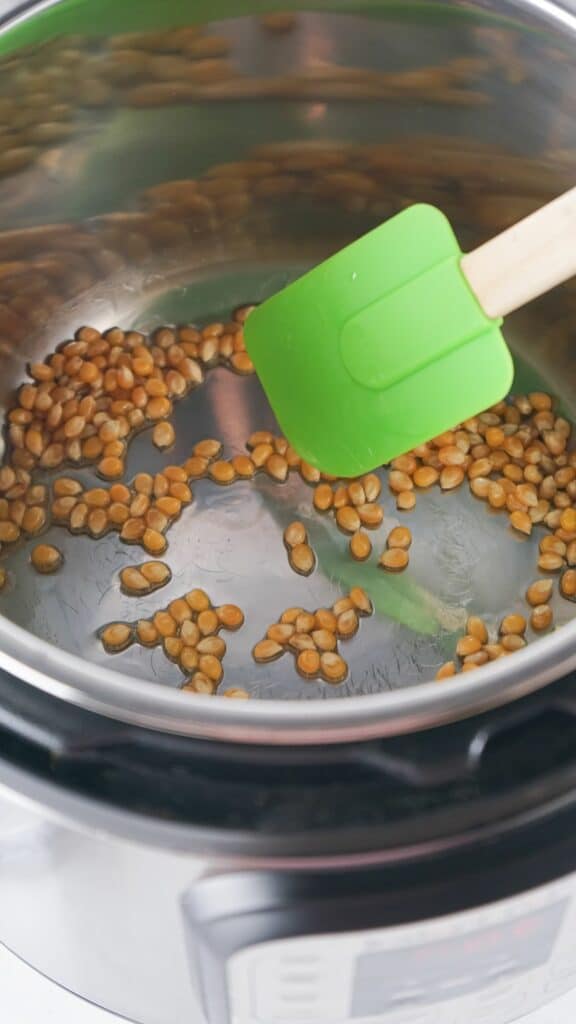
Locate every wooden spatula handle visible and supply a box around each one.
[460,185,576,320]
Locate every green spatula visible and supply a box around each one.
[245,188,576,477]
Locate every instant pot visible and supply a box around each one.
[2,1,576,1023]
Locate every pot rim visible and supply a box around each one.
[0,609,575,744]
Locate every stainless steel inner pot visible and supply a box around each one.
[0,0,575,743]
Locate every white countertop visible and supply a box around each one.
[2,941,576,1024]
[0,944,117,1022]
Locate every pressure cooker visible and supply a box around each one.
[1,2,576,1023]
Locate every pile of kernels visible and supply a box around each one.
[436,584,560,679]
[379,525,412,573]
[0,468,48,553]
[393,396,576,537]
[388,466,418,511]
[119,561,171,596]
[313,472,384,565]
[435,532,576,679]
[1,398,388,569]
[245,429,301,483]
[436,612,529,678]
[283,520,316,577]
[3,286,576,697]
[7,307,253,483]
[38,421,348,557]
[100,589,244,694]
[50,468,194,554]
[525,578,555,633]
[386,393,576,666]
[314,473,384,526]
[252,587,373,684]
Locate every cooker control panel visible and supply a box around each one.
[226,898,564,1024]
[183,871,572,1024]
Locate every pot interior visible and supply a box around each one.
[0,0,575,703]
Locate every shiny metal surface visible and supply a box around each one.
[0,0,575,740]
[3,762,576,1024]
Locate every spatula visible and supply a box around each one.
[244,187,576,477]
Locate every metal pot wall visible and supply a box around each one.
[0,0,573,742]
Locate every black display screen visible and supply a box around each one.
[351,901,566,1017]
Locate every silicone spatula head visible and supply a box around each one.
[244,204,513,478]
